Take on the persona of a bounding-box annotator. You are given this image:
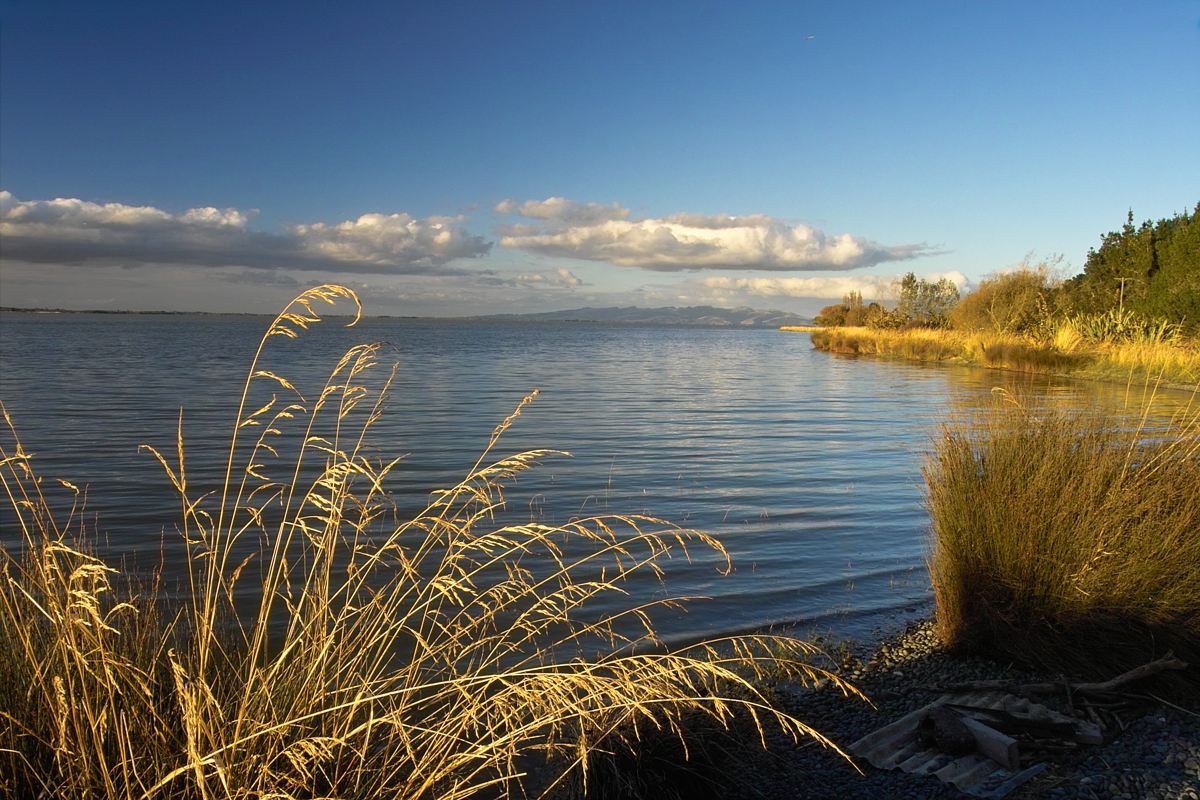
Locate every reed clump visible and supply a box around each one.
[0,285,857,800]
[924,390,1200,696]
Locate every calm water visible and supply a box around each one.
[0,312,1187,644]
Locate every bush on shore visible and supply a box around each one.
[924,391,1200,696]
[0,285,854,800]
[946,263,1062,336]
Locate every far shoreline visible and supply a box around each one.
[0,306,815,330]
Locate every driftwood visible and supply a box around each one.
[852,690,1092,797]
[945,698,1104,745]
[959,716,1020,770]
[931,655,1187,697]
[945,703,1077,739]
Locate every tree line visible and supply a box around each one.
[814,204,1199,336]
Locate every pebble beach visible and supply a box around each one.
[726,620,1200,800]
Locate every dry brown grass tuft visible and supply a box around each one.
[924,388,1200,696]
[1,285,858,799]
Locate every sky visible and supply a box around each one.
[1,0,1198,316]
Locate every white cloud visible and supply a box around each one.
[291,212,487,268]
[513,267,584,289]
[700,271,970,300]
[494,196,630,225]
[497,200,932,271]
[0,190,491,274]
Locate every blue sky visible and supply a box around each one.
[2,0,1197,314]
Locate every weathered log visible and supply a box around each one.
[960,716,1021,770]
[944,700,1104,745]
[944,703,1076,738]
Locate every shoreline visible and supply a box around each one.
[781,326,1200,393]
[726,618,1200,799]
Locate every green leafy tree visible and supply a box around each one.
[893,273,960,328]
[1062,204,1199,331]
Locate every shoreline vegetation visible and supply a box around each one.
[784,324,1200,390]
[785,205,1200,392]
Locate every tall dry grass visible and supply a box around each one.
[924,388,1200,695]
[807,326,964,362]
[1,285,857,800]
[802,325,1200,388]
[1084,338,1200,386]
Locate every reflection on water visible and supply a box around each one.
[0,313,1191,644]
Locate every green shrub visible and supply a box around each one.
[1064,307,1184,345]
[863,304,905,330]
[948,264,1060,335]
[813,291,871,327]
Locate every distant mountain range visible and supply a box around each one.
[2,304,813,328]
[471,305,812,328]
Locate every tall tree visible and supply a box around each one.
[1064,204,1199,330]
[894,272,960,327]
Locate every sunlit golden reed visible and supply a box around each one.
[1,285,858,799]
[797,325,1200,388]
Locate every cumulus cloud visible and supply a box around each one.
[0,190,491,274]
[494,196,629,225]
[700,271,970,300]
[497,199,932,271]
[290,212,489,269]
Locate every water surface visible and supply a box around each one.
[1,313,1185,644]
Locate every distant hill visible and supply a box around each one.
[1,304,813,328]
[472,305,811,328]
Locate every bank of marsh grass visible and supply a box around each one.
[925,390,1200,696]
[802,326,1200,388]
[0,285,857,800]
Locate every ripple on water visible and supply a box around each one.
[0,314,1188,643]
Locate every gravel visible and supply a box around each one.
[718,619,1200,800]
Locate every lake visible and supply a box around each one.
[0,312,1185,645]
